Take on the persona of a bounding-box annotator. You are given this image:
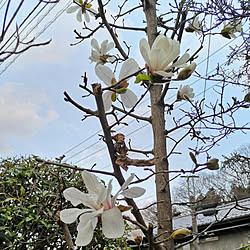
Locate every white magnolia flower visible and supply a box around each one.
[176,85,195,101]
[89,38,116,65]
[139,34,190,79]
[60,171,145,246]
[185,16,202,35]
[95,58,139,111]
[221,20,242,39]
[66,0,97,23]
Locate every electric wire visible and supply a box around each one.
[194,15,213,156]
[72,62,230,165]
[66,53,237,165]
[0,0,8,11]
[61,34,243,160]
[92,72,230,172]
[0,0,72,76]
[0,1,43,53]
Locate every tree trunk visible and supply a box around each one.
[143,1,173,249]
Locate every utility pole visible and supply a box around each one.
[181,175,200,250]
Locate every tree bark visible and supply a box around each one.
[143,1,174,249]
[92,83,147,232]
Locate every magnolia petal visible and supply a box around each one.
[119,58,140,81]
[154,70,174,78]
[139,38,151,66]
[63,187,85,206]
[75,214,98,246]
[108,56,116,63]
[120,89,138,108]
[102,206,125,238]
[66,6,79,13]
[100,40,109,54]
[60,208,85,224]
[166,39,180,64]
[107,42,114,52]
[89,50,100,62]
[121,173,135,190]
[76,9,82,22]
[82,171,104,195]
[104,179,113,210]
[102,91,113,111]
[84,12,90,23]
[96,187,108,208]
[120,187,146,198]
[63,187,97,208]
[95,65,114,86]
[150,48,168,71]
[151,34,168,51]
[112,174,135,206]
[172,53,190,68]
[230,33,236,39]
[91,38,100,52]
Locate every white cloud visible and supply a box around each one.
[0,82,58,154]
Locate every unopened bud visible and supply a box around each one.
[177,63,197,81]
[243,92,250,103]
[111,92,117,102]
[185,25,195,33]
[189,152,197,164]
[221,28,232,39]
[171,228,192,239]
[206,158,219,170]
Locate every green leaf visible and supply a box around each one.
[17,220,25,227]
[20,186,25,196]
[116,88,127,94]
[135,74,151,83]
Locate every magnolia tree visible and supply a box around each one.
[39,0,249,249]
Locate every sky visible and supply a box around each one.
[0,0,249,205]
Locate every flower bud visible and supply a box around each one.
[185,25,195,33]
[177,63,197,81]
[171,228,192,239]
[111,92,117,102]
[206,158,219,170]
[176,85,195,101]
[243,92,250,103]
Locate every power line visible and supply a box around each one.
[0,0,8,11]
[69,57,233,165]
[0,0,72,76]
[61,34,243,160]
[0,1,43,53]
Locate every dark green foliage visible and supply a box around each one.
[0,156,130,249]
[0,155,82,249]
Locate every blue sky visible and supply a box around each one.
[0,0,249,203]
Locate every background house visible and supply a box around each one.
[173,198,250,250]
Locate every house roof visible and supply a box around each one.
[173,197,250,230]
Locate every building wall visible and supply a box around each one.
[199,230,249,250]
[178,229,249,250]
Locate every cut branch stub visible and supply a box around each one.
[115,155,157,170]
[112,133,128,156]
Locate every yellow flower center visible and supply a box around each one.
[100,54,109,64]
[79,0,92,13]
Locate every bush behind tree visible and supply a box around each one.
[0,156,129,249]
